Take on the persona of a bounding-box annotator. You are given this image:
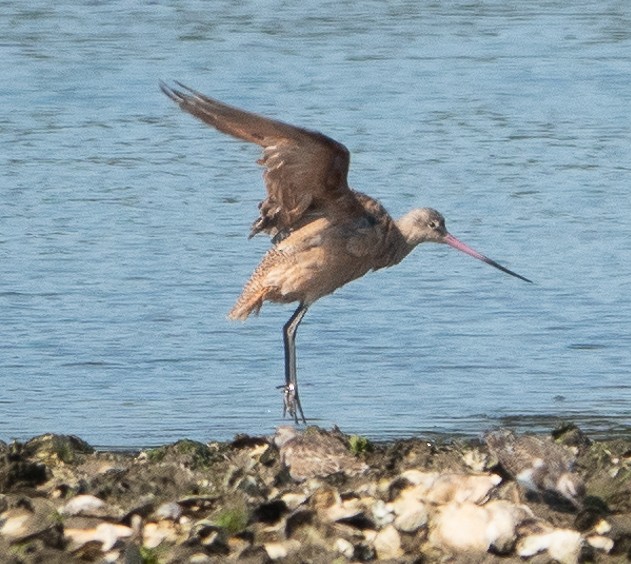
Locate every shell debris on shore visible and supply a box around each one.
[0,426,628,562]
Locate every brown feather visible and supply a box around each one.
[160,82,365,237]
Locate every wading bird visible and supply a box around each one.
[485,430,585,509]
[161,82,532,423]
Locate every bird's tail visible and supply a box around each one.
[227,286,270,320]
[228,248,282,320]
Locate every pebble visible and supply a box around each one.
[424,472,502,505]
[335,537,355,558]
[517,528,583,564]
[430,502,492,552]
[143,520,179,549]
[430,499,532,553]
[64,522,133,552]
[154,501,183,521]
[371,498,395,527]
[0,497,59,542]
[264,539,300,560]
[587,534,614,553]
[391,495,428,533]
[374,523,402,559]
[61,494,108,517]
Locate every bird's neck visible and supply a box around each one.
[395,211,427,249]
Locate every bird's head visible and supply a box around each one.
[398,207,448,245]
[398,207,532,283]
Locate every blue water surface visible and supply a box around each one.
[1,0,630,447]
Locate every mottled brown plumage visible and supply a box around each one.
[161,82,531,422]
[273,426,368,482]
[485,430,585,508]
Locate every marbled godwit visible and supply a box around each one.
[485,430,585,509]
[160,82,532,423]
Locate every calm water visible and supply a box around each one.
[2,1,630,448]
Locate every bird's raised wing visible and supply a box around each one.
[160,82,364,237]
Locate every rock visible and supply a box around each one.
[396,470,500,506]
[335,537,355,558]
[264,539,301,560]
[188,520,230,554]
[285,508,315,538]
[0,444,49,492]
[429,499,531,554]
[586,534,614,553]
[143,439,218,470]
[188,554,213,563]
[60,494,109,517]
[517,527,584,564]
[154,500,183,521]
[399,469,439,487]
[23,433,94,464]
[484,500,533,554]
[325,496,366,522]
[393,499,428,533]
[371,498,395,527]
[309,484,340,514]
[373,524,402,559]
[429,502,492,552]
[280,491,307,510]
[143,520,179,548]
[0,496,63,546]
[64,522,134,552]
[426,472,501,505]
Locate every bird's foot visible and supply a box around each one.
[278,383,307,424]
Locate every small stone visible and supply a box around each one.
[154,501,183,521]
[430,502,490,552]
[0,512,30,539]
[264,540,300,560]
[335,537,354,559]
[371,499,394,527]
[65,522,133,552]
[374,524,402,560]
[325,497,365,522]
[393,502,428,533]
[399,469,438,487]
[586,534,614,553]
[484,500,532,554]
[143,521,179,549]
[61,494,107,517]
[281,492,308,511]
[103,550,123,563]
[517,528,583,564]
[310,485,339,510]
[0,497,61,543]
[425,472,501,505]
[189,554,212,563]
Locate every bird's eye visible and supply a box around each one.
[429,221,439,230]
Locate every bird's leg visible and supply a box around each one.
[282,303,308,423]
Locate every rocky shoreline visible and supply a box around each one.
[0,425,629,563]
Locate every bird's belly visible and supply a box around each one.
[264,244,372,305]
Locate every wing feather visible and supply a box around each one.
[160,82,363,236]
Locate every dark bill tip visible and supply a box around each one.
[443,234,533,284]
